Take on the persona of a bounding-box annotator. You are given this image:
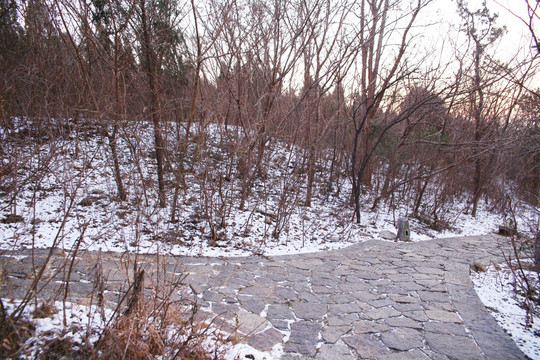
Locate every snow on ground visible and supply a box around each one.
[472,263,540,359]
[1,299,114,359]
[1,122,537,258]
[1,121,539,359]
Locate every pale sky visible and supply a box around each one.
[432,0,536,60]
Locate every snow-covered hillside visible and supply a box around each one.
[1,122,537,257]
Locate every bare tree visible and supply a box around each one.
[349,0,429,223]
[457,0,506,217]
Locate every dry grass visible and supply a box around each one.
[0,257,231,360]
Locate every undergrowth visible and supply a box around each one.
[0,252,230,360]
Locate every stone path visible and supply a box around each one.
[0,235,526,359]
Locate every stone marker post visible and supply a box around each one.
[397,218,410,242]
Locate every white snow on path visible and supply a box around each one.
[472,264,540,359]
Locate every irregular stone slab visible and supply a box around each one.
[288,320,321,345]
[425,302,456,312]
[381,328,423,351]
[399,281,426,291]
[291,258,324,270]
[369,298,394,308]
[273,286,297,300]
[377,349,431,360]
[247,327,284,351]
[353,319,392,334]
[362,306,401,320]
[326,313,359,326]
[402,310,428,322]
[330,293,358,303]
[321,325,351,343]
[417,291,451,303]
[238,296,266,314]
[212,303,240,319]
[283,343,317,357]
[389,294,419,304]
[238,285,272,297]
[236,310,269,335]
[425,332,484,360]
[292,302,327,320]
[298,291,330,303]
[342,334,390,358]
[267,304,295,320]
[328,303,361,314]
[316,341,355,360]
[445,272,472,286]
[425,309,462,323]
[384,316,422,329]
[269,319,289,331]
[424,321,468,336]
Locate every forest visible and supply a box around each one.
[0,0,539,252]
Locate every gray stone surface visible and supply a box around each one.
[342,334,390,358]
[0,235,526,359]
[316,341,355,360]
[381,328,423,351]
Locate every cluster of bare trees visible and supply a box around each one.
[0,0,538,241]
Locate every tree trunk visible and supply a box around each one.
[140,0,166,207]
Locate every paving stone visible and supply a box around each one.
[247,327,284,351]
[328,302,361,314]
[267,304,295,320]
[362,306,401,320]
[445,272,472,286]
[369,298,394,308]
[238,285,272,297]
[292,302,327,320]
[298,291,329,303]
[321,325,351,343]
[387,274,415,282]
[311,285,336,294]
[393,302,424,312]
[316,341,355,360]
[425,309,462,323]
[381,328,423,351]
[402,310,429,322]
[326,313,359,326]
[236,310,269,335]
[424,321,468,336]
[377,349,431,360]
[417,290,450,303]
[400,281,426,291]
[415,279,443,287]
[389,294,419,304]
[273,285,297,300]
[330,293,358,303]
[283,343,317,357]
[202,289,225,302]
[384,316,422,329]
[292,258,324,270]
[212,303,239,318]
[353,320,392,334]
[342,334,390,358]
[288,321,321,345]
[351,291,381,303]
[238,296,266,314]
[425,302,456,312]
[269,319,290,330]
[425,332,485,360]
